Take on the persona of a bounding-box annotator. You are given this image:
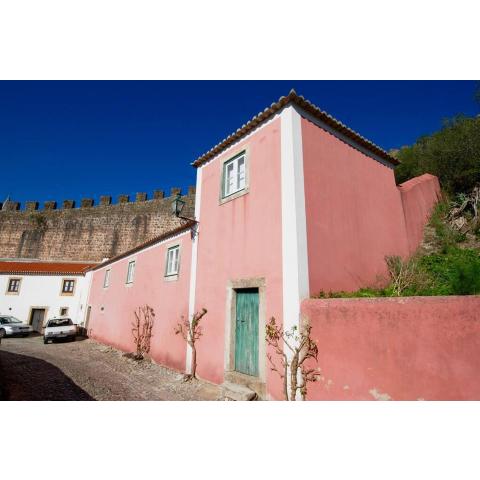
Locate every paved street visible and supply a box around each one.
[0,335,222,401]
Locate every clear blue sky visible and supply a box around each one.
[1,81,478,207]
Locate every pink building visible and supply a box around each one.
[87,90,440,400]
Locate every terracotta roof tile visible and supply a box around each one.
[192,89,399,168]
[0,261,96,275]
[90,220,196,271]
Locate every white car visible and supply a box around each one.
[0,316,33,337]
[43,317,77,344]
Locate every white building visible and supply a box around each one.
[0,260,95,332]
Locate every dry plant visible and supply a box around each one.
[131,305,155,360]
[448,185,479,232]
[266,316,321,401]
[175,308,207,381]
[385,255,427,296]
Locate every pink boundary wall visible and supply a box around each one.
[301,117,441,293]
[87,231,192,372]
[302,296,480,400]
[398,173,441,254]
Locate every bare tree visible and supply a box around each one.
[131,305,155,360]
[175,308,207,381]
[265,316,321,401]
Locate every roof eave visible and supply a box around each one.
[192,89,399,168]
[89,220,197,272]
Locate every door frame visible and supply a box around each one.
[28,306,49,333]
[224,278,266,389]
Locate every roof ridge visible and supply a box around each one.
[192,90,398,168]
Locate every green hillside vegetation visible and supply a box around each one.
[314,202,480,299]
[314,112,480,299]
[394,115,480,195]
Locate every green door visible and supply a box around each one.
[235,288,259,376]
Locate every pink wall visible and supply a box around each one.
[87,232,192,372]
[302,296,480,400]
[194,119,285,396]
[301,118,410,293]
[398,173,441,254]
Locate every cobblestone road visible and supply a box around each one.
[0,335,222,401]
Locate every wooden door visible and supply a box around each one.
[235,289,259,377]
[31,309,46,333]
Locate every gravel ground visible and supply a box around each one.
[0,335,223,401]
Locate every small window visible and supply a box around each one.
[104,269,111,288]
[60,307,69,316]
[126,260,135,284]
[7,278,21,293]
[165,245,180,276]
[223,152,246,198]
[62,279,75,294]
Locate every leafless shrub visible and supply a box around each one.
[175,308,207,381]
[265,316,321,401]
[131,305,155,360]
[385,255,429,296]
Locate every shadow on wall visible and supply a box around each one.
[0,350,94,401]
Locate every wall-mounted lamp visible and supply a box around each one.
[171,193,186,217]
[171,192,198,238]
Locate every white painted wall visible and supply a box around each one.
[280,104,310,400]
[0,274,90,326]
[280,105,310,330]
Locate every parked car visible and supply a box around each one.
[43,317,77,344]
[0,316,32,337]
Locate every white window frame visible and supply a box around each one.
[126,260,135,284]
[103,269,111,288]
[222,151,247,199]
[165,245,180,277]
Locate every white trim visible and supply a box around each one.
[103,268,111,288]
[186,166,202,374]
[222,152,246,198]
[125,260,136,284]
[165,244,180,276]
[82,270,93,327]
[280,105,310,399]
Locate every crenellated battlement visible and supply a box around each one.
[0,186,196,212]
[0,186,196,262]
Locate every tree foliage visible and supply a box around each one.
[394,115,480,194]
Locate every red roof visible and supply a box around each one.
[0,261,97,275]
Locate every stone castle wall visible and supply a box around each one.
[0,187,195,262]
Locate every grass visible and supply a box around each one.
[313,200,480,299]
[429,200,467,252]
[314,246,480,298]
